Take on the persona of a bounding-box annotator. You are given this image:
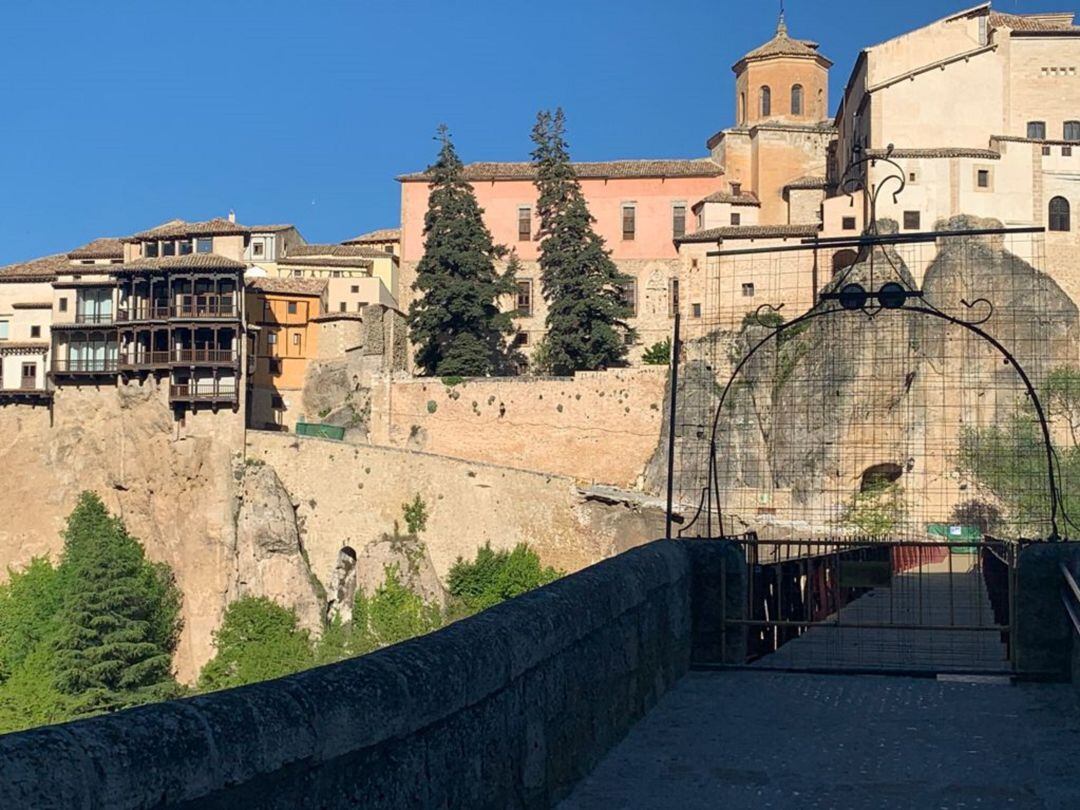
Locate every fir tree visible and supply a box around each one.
[53,492,182,715]
[531,108,635,374]
[409,125,517,377]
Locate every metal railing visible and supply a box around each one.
[72,311,115,325]
[52,358,119,374]
[1061,562,1080,639]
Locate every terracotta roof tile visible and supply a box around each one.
[342,228,401,244]
[10,302,53,309]
[248,224,296,233]
[124,218,249,242]
[399,158,723,182]
[0,254,70,282]
[277,256,374,269]
[248,277,327,296]
[114,254,247,273]
[692,190,761,211]
[989,11,1076,32]
[784,175,829,191]
[865,147,1000,160]
[734,16,831,70]
[286,244,390,259]
[67,237,124,260]
[311,312,367,323]
[0,341,50,352]
[676,224,820,244]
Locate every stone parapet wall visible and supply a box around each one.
[0,541,741,810]
[369,367,667,488]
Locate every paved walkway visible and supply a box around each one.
[756,552,1010,672]
[560,671,1080,809]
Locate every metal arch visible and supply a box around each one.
[679,298,1063,542]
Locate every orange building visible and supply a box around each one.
[245,277,326,430]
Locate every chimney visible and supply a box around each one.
[228,210,236,223]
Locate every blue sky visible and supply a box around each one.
[0,0,1059,263]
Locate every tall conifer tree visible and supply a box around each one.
[53,492,181,715]
[409,125,516,376]
[531,108,634,374]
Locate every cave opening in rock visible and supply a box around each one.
[859,463,903,493]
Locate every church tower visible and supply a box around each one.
[733,12,832,127]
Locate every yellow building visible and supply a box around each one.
[245,276,327,430]
[276,244,399,313]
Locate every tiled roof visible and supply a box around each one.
[343,228,400,244]
[692,190,761,211]
[989,11,1076,32]
[248,277,327,296]
[124,218,249,242]
[0,254,70,282]
[114,254,247,273]
[11,302,53,309]
[865,147,1001,160]
[286,244,390,259]
[311,312,367,323]
[276,256,374,269]
[676,224,820,244]
[785,175,829,191]
[248,224,296,233]
[67,237,124,260]
[399,158,723,182]
[734,15,831,69]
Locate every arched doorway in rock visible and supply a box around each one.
[326,546,359,622]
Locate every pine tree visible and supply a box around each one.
[409,125,517,377]
[531,108,635,375]
[53,492,182,715]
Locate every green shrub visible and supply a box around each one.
[402,494,429,535]
[642,339,671,365]
[447,543,561,614]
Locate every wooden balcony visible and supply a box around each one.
[51,358,119,376]
[170,300,238,320]
[171,349,239,366]
[119,351,171,370]
[169,383,238,404]
[116,305,170,323]
[72,312,115,326]
[0,385,53,405]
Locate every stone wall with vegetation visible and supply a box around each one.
[0,540,741,809]
[246,431,665,596]
[369,367,667,488]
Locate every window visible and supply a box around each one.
[21,363,36,386]
[1065,121,1080,142]
[518,207,532,241]
[741,283,755,298]
[339,302,347,312]
[1065,146,1074,157]
[269,359,282,376]
[731,182,742,195]
[730,213,741,226]
[1028,121,1047,140]
[292,333,301,346]
[842,216,857,231]
[908,172,917,183]
[619,280,637,316]
[331,271,342,278]
[669,278,680,317]
[903,211,921,230]
[178,239,193,255]
[691,303,702,318]
[292,269,304,278]
[516,280,532,316]
[252,242,265,257]
[161,241,176,257]
[739,92,746,125]
[1050,196,1071,231]
[267,332,278,346]
[384,245,394,253]
[1043,145,1052,156]
[622,204,636,240]
[696,211,705,229]
[672,203,687,238]
[977,169,990,189]
[196,237,213,254]
[287,301,298,315]
[513,332,529,347]
[0,321,8,339]
[356,302,364,311]
[791,84,804,116]
[59,298,68,312]
[760,86,771,117]
[30,325,40,338]
[145,241,159,258]
[350,285,360,293]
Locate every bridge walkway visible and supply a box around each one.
[559,670,1080,809]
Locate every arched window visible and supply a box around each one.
[1049,196,1071,232]
[791,84,804,116]
[1065,121,1080,142]
[760,86,771,118]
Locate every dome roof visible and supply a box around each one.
[734,13,832,72]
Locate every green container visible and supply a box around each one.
[926,523,981,553]
[295,422,346,441]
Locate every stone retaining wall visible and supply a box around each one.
[0,540,742,810]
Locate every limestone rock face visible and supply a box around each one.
[231,463,325,637]
[301,358,377,440]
